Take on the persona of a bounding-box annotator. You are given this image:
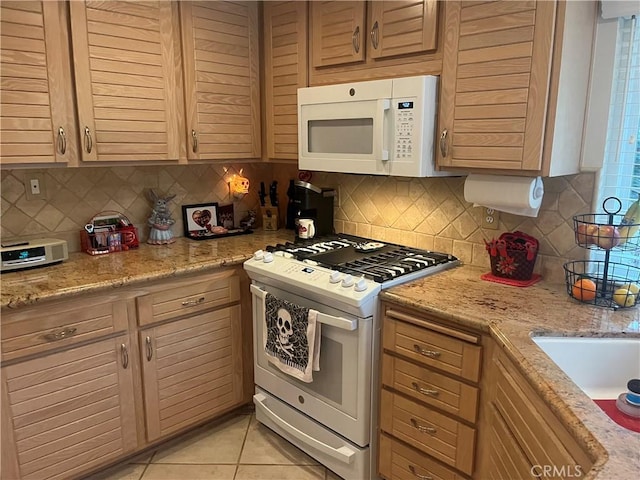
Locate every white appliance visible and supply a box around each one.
[0,238,68,272]
[244,235,459,480]
[298,75,446,177]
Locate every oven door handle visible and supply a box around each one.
[251,284,358,331]
[254,392,356,464]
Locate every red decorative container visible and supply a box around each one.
[485,231,539,281]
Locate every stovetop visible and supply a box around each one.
[266,234,459,284]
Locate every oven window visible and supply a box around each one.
[303,336,343,404]
[308,119,373,154]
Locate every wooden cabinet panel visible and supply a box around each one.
[311,1,366,68]
[1,336,137,480]
[263,1,307,161]
[383,311,482,382]
[381,354,479,423]
[140,305,243,441]
[180,1,260,160]
[69,1,184,162]
[368,0,437,59]
[136,269,240,326]
[1,293,128,362]
[378,432,465,480]
[0,1,77,165]
[437,0,596,176]
[380,389,476,475]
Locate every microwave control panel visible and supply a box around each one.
[394,100,415,160]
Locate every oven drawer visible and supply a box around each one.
[383,309,482,382]
[136,269,240,326]
[379,389,476,475]
[381,354,479,423]
[378,432,465,480]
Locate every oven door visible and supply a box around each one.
[250,283,373,447]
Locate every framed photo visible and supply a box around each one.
[182,203,218,239]
[217,204,235,229]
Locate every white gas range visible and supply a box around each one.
[244,234,458,480]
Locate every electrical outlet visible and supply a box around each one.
[24,171,46,201]
[482,207,500,230]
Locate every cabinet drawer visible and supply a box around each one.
[380,389,476,475]
[383,309,482,382]
[1,295,128,362]
[136,270,240,326]
[378,432,465,480]
[492,353,593,474]
[382,354,479,423]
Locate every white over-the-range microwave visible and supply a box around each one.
[297,75,449,177]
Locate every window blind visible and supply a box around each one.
[594,16,640,267]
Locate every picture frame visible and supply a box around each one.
[217,204,235,229]
[182,203,218,239]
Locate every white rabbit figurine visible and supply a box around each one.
[147,189,177,245]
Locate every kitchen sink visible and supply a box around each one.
[532,336,640,399]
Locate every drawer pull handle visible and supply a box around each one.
[42,327,77,342]
[121,343,129,369]
[182,297,205,307]
[145,336,153,361]
[411,382,439,397]
[84,126,93,153]
[413,344,441,358]
[191,129,198,153]
[409,465,433,480]
[410,418,436,435]
[352,25,360,53]
[57,126,67,154]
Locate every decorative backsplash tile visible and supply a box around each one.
[1,165,594,282]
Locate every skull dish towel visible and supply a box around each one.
[264,293,321,383]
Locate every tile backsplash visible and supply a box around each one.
[1,164,593,281]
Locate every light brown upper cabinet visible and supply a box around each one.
[69,1,185,162]
[309,0,440,85]
[0,1,77,165]
[180,1,261,160]
[436,1,597,176]
[262,1,308,162]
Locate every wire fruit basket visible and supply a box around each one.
[566,197,640,309]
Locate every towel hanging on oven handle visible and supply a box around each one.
[250,284,358,331]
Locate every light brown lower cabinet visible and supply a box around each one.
[1,267,247,480]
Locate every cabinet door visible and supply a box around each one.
[437,1,555,172]
[311,1,366,68]
[0,1,77,165]
[1,336,137,480]
[180,1,260,160]
[263,1,308,161]
[140,305,243,441]
[368,0,438,60]
[69,1,184,162]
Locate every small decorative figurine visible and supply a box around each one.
[231,174,250,199]
[146,189,177,244]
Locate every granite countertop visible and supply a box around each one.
[380,264,640,480]
[0,230,292,309]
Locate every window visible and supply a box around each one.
[594,15,640,268]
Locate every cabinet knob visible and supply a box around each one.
[191,129,198,153]
[121,343,129,369]
[57,127,67,155]
[352,26,360,54]
[84,126,93,154]
[439,129,448,158]
[370,21,379,49]
[145,336,153,361]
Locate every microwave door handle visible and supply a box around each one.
[250,284,358,331]
[375,99,390,161]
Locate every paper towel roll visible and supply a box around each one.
[463,174,544,217]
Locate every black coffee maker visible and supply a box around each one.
[286,180,336,239]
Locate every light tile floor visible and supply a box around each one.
[84,413,343,480]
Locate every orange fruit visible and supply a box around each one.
[571,278,597,301]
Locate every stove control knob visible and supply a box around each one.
[341,275,354,288]
[329,271,342,284]
[253,249,264,260]
[263,252,274,263]
[354,278,368,292]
